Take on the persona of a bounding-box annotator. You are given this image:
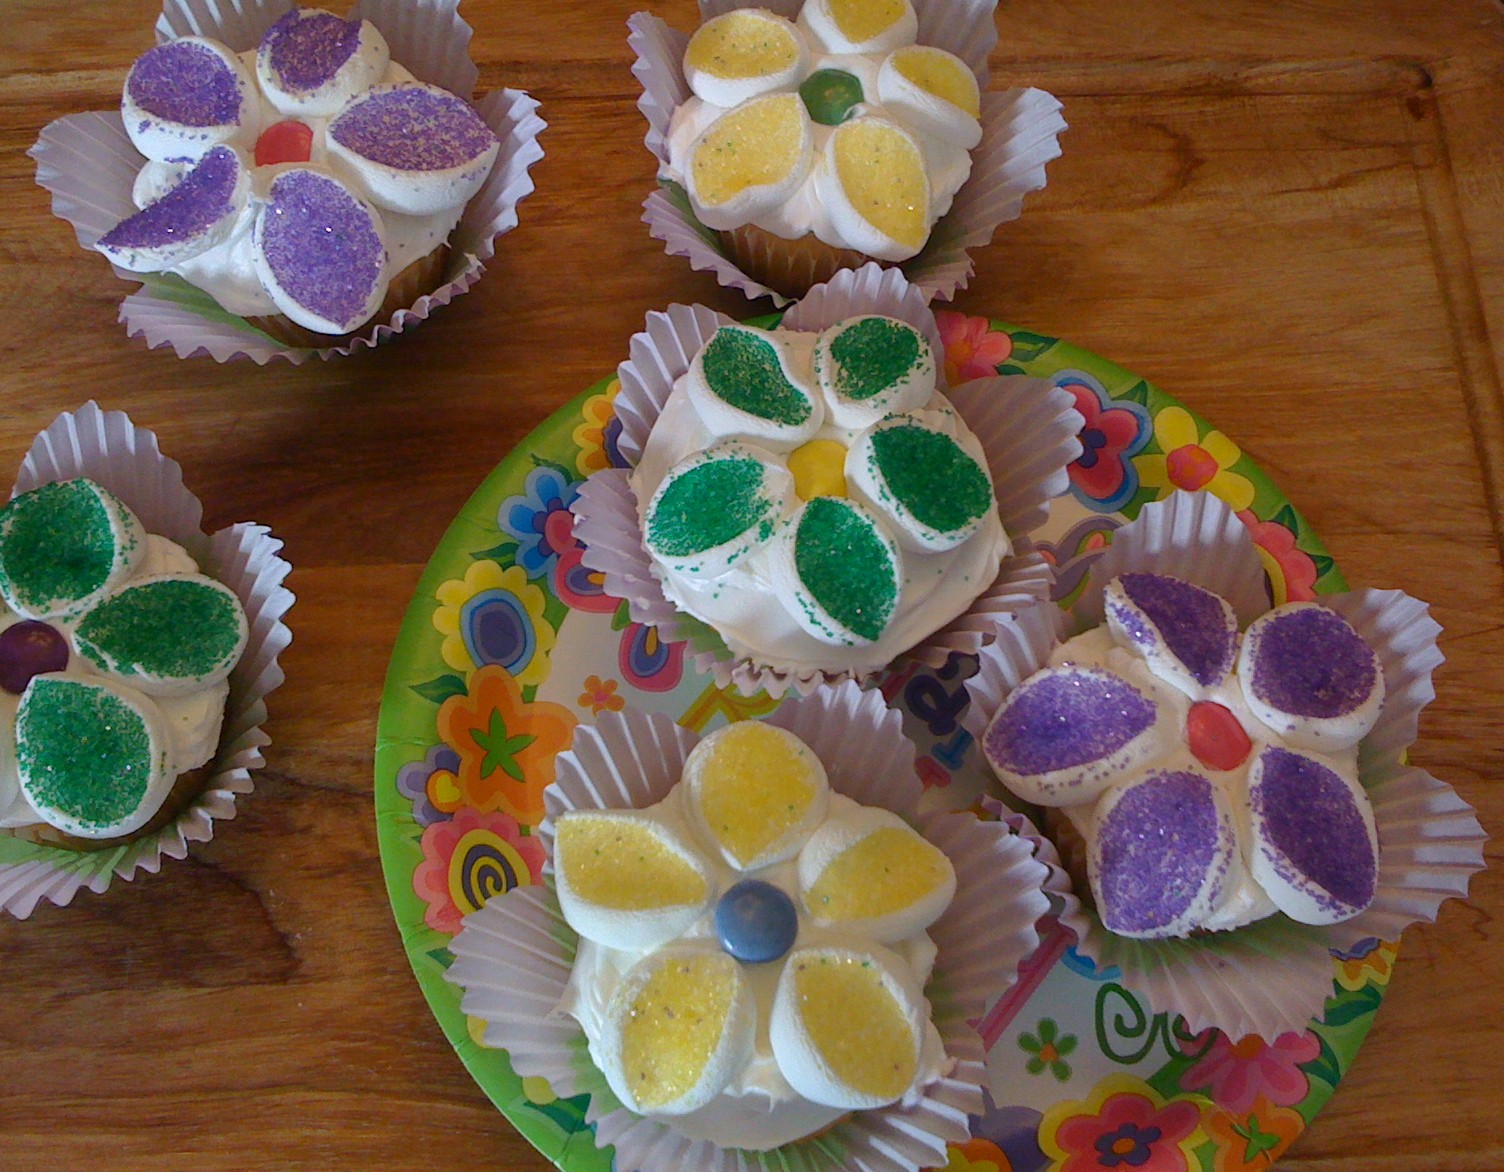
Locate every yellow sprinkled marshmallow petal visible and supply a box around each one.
[798,0,917,55]
[684,10,806,108]
[878,46,983,149]
[818,117,931,260]
[687,92,814,232]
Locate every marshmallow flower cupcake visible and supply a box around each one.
[572,265,1083,696]
[0,403,293,918]
[631,0,1066,302]
[962,491,1486,1040]
[447,682,1051,1172]
[32,0,545,362]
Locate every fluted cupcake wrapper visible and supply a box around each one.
[630,1,1065,306]
[962,490,1488,1040]
[448,682,1050,1172]
[30,0,545,365]
[0,402,294,918]
[574,265,1081,696]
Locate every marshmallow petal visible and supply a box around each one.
[0,479,145,619]
[641,442,795,577]
[684,9,807,108]
[1104,572,1239,698]
[686,91,814,232]
[773,496,901,647]
[686,324,825,447]
[96,145,247,273]
[876,45,982,150]
[813,116,932,261]
[255,9,390,118]
[812,314,935,431]
[797,0,918,56]
[122,37,253,163]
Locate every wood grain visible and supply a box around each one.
[0,1,1500,1168]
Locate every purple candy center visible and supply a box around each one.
[0,621,69,695]
[262,10,362,92]
[985,667,1156,777]
[1116,572,1235,687]
[1097,770,1226,935]
[258,171,383,329]
[98,146,240,252]
[127,41,243,127]
[1251,747,1376,911]
[330,87,498,172]
[1249,606,1377,718]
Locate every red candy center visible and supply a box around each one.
[1186,701,1253,772]
[255,120,314,166]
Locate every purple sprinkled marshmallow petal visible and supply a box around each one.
[260,9,363,93]
[126,40,244,127]
[984,666,1157,781]
[254,169,385,332]
[97,146,242,268]
[1245,604,1379,719]
[1109,572,1237,689]
[330,85,499,172]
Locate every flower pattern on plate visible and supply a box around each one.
[414,805,545,934]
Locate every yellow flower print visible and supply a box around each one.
[433,560,555,686]
[573,377,622,477]
[1136,405,1256,512]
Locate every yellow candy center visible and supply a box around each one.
[788,439,849,500]
[890,46,981,118]
[685,11,800,80]
[829,0,907,44]
[792,953,917,1099]
[620,953,740,1110]
[805,826,951,921]
[832,120,929,251]
[697,722,819,866]
[691,93,807,208]
[556,815,708,910]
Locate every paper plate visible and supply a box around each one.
[374,318,1390,1171]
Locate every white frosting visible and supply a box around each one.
[663,3,978,259]
[633,324,1008,678]
[111,43,468,325]
[0,533,235,835]
[556,783,952,1150]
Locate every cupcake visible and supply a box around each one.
[31,0,545,363]
[447,681,1052,1171]
[0,403,293,917]
[963,490,1487,1040]
[572,264,1082,696]
[631,0,1065,302]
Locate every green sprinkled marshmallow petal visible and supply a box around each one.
[74,574,249,697]
[0,479,145,619]
[850,413,995,552]
[814,316,935,430]
[16,674,171,839]
[644,443,794,576]
[688,325,824,448]
[778,496,900,645]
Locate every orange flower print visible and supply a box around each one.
[1334,937,1398,991]
[941,1138,1015,1171]
[436,664,576,826]
[1041,1074,1206,1172]
[1136,406,1256,511]
[578,674,625,714]
[1204,1098,1305,1172]
[936,310,1013,385]
[1237,510,1318,605]
[573,377,625,476]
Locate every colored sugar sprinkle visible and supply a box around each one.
[829,318,923,401]
[701,329,812,426]
[76,578,242,680]
[127,41,242,126]
[259,170,383,329]
[1250,607,1377,718]
[1117,573,1236,686]
[17,678,152,830]
[794,498,896,641]
[1097,770,1223,934]
[649,458,769,557]
[869,425,990,533]
[986,667,1156,776]
[1253,747,1376,911]
[0,481,118,610]
[330,87,498,172]
[262,9,362,92]
[800,68,864,126]
[99,146,239,252]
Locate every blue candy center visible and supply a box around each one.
[715,879,798,964]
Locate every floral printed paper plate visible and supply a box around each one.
[374,316,1394,1172]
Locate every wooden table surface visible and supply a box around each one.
[1,1,1500,1167]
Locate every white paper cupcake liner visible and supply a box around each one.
[448,682,1050,1172]
[30,0,545,365]
[630,0,1065,306]
[962,490,1488,1040]
[0,402,294,918]
[573,265,1082,696]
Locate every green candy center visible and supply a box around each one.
[870,425,992,534]
[0,481,122,611]
[829,318,926,402]
[800,68,864,126]
[794,498,897,641]
[648,458,775,558]
[17,678,153,829]
[76,578,242,681]
[701,328,813,426]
